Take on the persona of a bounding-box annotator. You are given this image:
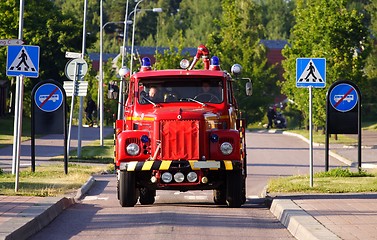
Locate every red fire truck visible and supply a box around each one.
[115,45,252,207]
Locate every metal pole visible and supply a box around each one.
[67,62,78,158]
[358,93,362,170]
[309,86,313,188]
[12,0,24,192]
[117,0,130,120]
[78,0,88,157]
[11,77,20,174]
[15,75,24,192]
[12,0,24,179]
[99,0,104,145]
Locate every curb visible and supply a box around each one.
[75,176,96,201]
[2,176,95,240]
[270,199,340,240]
[282,131,355,166]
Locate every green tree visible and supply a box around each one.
[256,0,295,40]
[168,0,222,47]
[0,0,83,116]
[54,0,99,48]
[208,0,278,123]
[153,32,191,70]
[280,0,368,128]
[363,0,377,116]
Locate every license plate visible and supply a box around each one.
[193,161,220,169]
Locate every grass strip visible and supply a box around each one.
[267,168,377,194]
[0,163,112,196]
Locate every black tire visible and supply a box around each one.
[116,178,120,200]
[119,170,138,207]
[241,177,247,204]
[226,169,243,208]
[139,187,156,205]
[213,189,226,205]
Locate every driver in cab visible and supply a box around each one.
[194,81,221,103]
[140,86,163,104]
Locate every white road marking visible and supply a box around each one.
[83,196,109,201]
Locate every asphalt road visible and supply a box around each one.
[27,131,351,240]
[28,174,294,240]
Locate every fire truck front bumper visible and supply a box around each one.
[119,160,242,172]
[118,160,243,190]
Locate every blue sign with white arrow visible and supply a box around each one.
[6,45,40,78]
[329,83,358,112]
[34,83,63,112]
[296,58,326,88]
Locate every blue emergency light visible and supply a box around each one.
[210,56,220,70]
[142,57,151,67]
[141,135,149,143]
[211,56,220,66]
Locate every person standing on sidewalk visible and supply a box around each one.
[85,97,96,127]
[267,106,276,129]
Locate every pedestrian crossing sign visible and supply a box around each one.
[296,58,326,88]
[6,45,40,78]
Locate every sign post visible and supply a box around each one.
[326,80,361,171]
[0,39,24,46]
[7,44,40,191]
[296,58,326,187]
[31,79,68,173]
[64,59,88,159]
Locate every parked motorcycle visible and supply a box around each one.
[274,112,287,128]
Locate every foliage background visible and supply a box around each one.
[1,0,377,127]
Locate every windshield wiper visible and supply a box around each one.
[185,98,206,107]
[142,96,160,107]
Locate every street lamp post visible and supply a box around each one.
[129,0,144,76]
[117,0,130,120]
[100,0,162,128]
[100,0,132,144]
[99,0,104,146]
[99,19,125,145]
[130,1,162,75]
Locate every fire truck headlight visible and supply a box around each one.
[162,172,173,183]
[126,143,140,156]
[220,142,233,155]
[174,172,185,183]
[187,172,198,182]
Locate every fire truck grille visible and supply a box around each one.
[160,120,200,160]
[126,138,141,145]
[219,137,234,144]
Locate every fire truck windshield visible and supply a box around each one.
[139,78,223,104]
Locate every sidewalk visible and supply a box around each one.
[0,126,113,240]
[271,193,377,240]
[1,128,377,240]
[271,130,377,240]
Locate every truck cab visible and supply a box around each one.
[115,45,249,207]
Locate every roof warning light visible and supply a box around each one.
[141,57,152,71]
[210,56,220,71]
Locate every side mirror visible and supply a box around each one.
[246,82,252,96]
[108,82,119,99]
[243,78,252,96]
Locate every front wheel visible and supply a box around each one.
[213,188,226,205]
[226,169,243,208]
[139,187,156,205]
[119,170,138,207]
